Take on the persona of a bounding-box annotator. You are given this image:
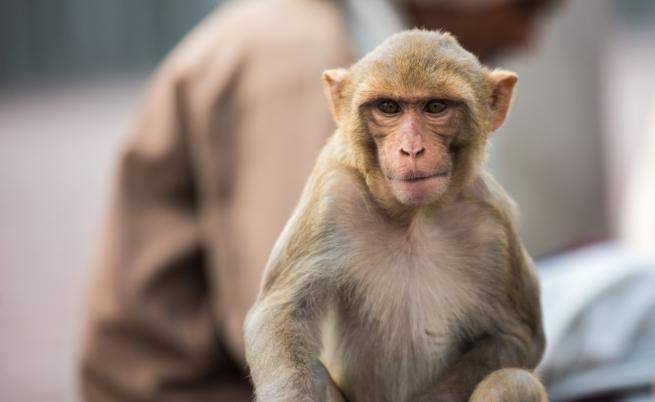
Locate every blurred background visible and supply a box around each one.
[0,0,654,401]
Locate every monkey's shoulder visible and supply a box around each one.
[463,172,520,224]
[260,167,365,277]
[305,166,377,226]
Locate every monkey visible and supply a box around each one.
[244,29,547,402]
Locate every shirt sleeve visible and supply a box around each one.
[78,13,251,402]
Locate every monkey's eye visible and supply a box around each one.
[425,100,448,114]
[376,100,401,114]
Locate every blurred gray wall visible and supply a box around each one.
[488,0,611,256]
[0,0,219,85]
[602,1,655,241]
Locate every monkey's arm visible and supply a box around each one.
[244,247,343,402]
[417,241,545,402]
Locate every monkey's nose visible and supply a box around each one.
[400,146,425,158]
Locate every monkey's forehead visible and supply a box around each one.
[350,29,484,93]
[356,29,481,72]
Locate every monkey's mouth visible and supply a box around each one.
[388,171,450,182]
[385,170,451,204]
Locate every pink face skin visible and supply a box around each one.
[364,97,462,206]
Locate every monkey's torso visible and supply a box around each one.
[290,169,517,402]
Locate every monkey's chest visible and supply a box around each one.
[320,246,493,402]
[319,206,507,401]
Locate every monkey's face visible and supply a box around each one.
[322,30,518,210]
[362,96,466,206]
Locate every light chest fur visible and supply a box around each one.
[317,174,510,402]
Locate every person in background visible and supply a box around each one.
[80,0,558,400]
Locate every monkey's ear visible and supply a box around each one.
[322,68,348,124]
[488,69,518,132]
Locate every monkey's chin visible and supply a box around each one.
[388,175,450,206]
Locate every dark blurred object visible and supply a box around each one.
[407,0,560,61]
[0,0,217,86]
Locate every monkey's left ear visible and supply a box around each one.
[487,69,518,132]
[322,68,348,125]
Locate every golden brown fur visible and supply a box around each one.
[244,29,547,402]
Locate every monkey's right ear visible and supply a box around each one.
[322,68,348,125]
[487,69,518,132]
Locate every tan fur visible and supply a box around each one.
[244,30,547,402]
[469,369,548,402]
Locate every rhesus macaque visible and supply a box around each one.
[244,30,547,402]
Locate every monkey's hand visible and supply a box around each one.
[468,369,549,402]
[422,369,548,402]
[416,335,545,402]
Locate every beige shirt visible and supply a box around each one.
[81,0,354,400]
